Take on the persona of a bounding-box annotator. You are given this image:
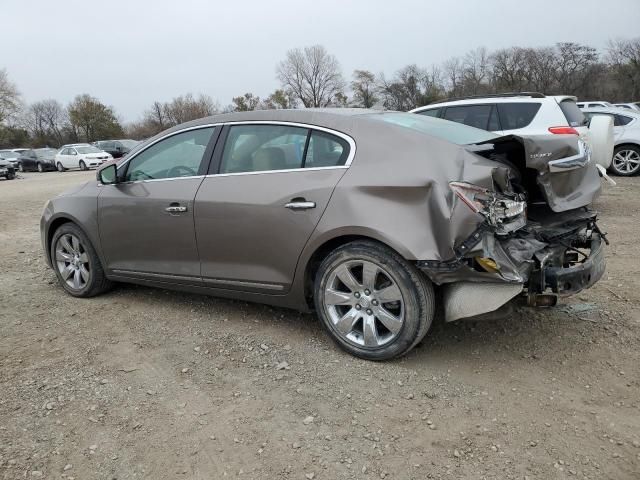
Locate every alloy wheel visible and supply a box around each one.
[323,260,405,348]
[18,163,24,172]
[57,162,64,172]
[612,149,640,175]
[55,233,90,290]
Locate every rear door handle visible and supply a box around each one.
[165,205,187,213]
[285,200,316,211]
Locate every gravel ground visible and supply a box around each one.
[0,171,639,480]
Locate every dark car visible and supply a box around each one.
[93,139,139,158]
[41,110,606,360]
[17,148,59,172]
[0,157,16,180]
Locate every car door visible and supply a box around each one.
[20,150,36,170]
[194,123,352,293]
[98,126,218,282]
[61,148,77,168]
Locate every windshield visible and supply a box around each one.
[366,112,498,145]
[76,146,102,154]
[36,148,58,159]
[118,140,139,149]
[0,151,19,159]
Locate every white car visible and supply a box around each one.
[0,149,21,167]
[583,107,640,176]
[55,144,112,171]
[577,101,613,109]
[613,103,640,112]
[411,93,614,171]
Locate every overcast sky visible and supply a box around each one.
[3,0,639,122]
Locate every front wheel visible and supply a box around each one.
[51,223,112,297]
[314,240,435,360]
[610,145,640,176]
[57,162,66,172]
[18,163,24,173]
[79,160,87,171]
[37,162,44,173]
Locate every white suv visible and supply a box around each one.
[411,93,614,170]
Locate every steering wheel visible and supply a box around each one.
[167,165,197,178]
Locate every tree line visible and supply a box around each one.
[1,37,639,148]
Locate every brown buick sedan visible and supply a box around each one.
[41,109,606,360]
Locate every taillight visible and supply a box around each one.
[548,126,579,135]
[449,182,527,235]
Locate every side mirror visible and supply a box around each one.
[97,163,118,185]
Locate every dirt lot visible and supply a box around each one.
[0,171,639,480]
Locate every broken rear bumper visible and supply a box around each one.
[537,233,606,296]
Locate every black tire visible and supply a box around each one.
[57,162,66,172]
[6,171,15,180]
[79,160,87,171]
[18,162,24,172]
[37,162,44,173]
[314,240,435,361]
[609,145,640,176]
[50,223,112,298]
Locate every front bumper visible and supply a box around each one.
[538,234,606,296]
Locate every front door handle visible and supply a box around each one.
[285,200,316,211]
[165,205,187,213]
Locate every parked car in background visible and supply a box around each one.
[577,101,613,109]
[17,148,58,172]
[583,107,640,176]
[0,157,16,180]
[613,102,640,112]
[410,93,614,171]
[92,139,140,158]
[55,144,112,171]
[0,149,21,167]
[41,110,606,360]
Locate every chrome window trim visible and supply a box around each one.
[114,120,357,183]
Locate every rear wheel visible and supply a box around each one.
[610,145,640,176]
[79,160,87,171]
[314,240,434,360]
[6,171,15,180]
[51,223,112,297]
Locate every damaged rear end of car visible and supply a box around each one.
[418,133,606,322]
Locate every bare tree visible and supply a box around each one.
[524,47,558,93]
[276,45,346,108]
[22,99,67,145]
[491,47,531,92]
[607,37,640,100]
[162,93,218,126]
[554,42,599,95]
[442,57,463,97]
[376,65,444,110]
[0,69,21,124]
[462,47,491,95]
[351,70,378,108]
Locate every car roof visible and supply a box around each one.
[582,107,640,117]
[411,95,577,111]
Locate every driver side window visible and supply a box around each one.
[124,127,214,182]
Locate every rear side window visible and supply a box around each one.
[443,105,494,131]
[304,130,349,168]
[559,100,586,127]
[616,114,633,126]
[416,108,441,118]
[497,103,541,130]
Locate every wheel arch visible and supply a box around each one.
[45,215,92,266]
[614,142,640,151]
[300,232,412,310]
